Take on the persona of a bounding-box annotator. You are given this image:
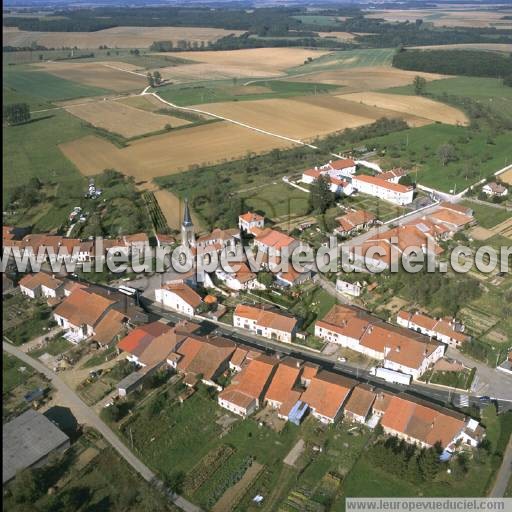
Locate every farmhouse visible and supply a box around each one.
[300,371,355,424]
[53,288,117,342]
[397,311,470,348]
[3,409,70,484]
[344,384,377,424]
[253,228,300,258]
[216,262,262,291]
[239,211,265,233]
[378,168,408,184]
[276,267,312,287]
[233,304,298,343]
[155,282,203,316]
[196,227,240,251]
[91,309,127,348]
[483,182,508,197]
[426,205,474,233]
[218,355,278,417]
[302,160,356,195]
[170,335,236,390]
[19,272,64,299]
[335,209,376,237]
[264,358,303,418]
[351,174,414,206]
[315,304,444,379]
[381,395,484,450]
[229,347,263,373]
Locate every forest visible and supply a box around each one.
[393,49,512,78]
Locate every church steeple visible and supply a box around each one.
[181,198,195,247]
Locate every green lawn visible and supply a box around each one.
[3,68,112,101]
[3,353,35,394]
[461,200,511,229]
[239,182,310,221]
[357,123,511,193]
[29,336,72,358]
[155,79,341,106]
[428,367,476,390]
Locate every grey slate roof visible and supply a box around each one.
[3,409,69,484]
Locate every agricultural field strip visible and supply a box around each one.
[102,63,148,77]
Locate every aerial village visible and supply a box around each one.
[3,156,511,508]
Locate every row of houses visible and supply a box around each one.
[353,202,475,269]
[3,229,152,262]
[315,304,445,380]
[216,351,483,452]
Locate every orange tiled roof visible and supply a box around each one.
[239,211,264,223]
[353,174,412,193]
[337,209,376,232]
[344,384,376,419]
[255,229,297,250]
[429,207,473,228]
[92,309,126,346]
[162,282,202,308]
[264,360,301,404]
[19,272,63,291]
[230,346,249,368]
[235,304,297,333]
[54,288,115,328]
[301,371,355,420]
[381,395,465,448]
[329,159,355,170]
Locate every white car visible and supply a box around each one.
[337,357,347,363]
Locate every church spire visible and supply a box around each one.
[183,198,193,228]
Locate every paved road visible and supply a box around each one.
[447,347,512,401]
[142,299,512,413]
[490,437,512,497]
[3,341,203,512]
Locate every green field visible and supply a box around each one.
[460,200,511,229]
[3,109,90,213]
[156,79,341,106]
[385,76,512,118]
[287,48,395,75]
[356,124,511,193]
[3,68,111,102]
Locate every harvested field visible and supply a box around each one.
[500,169,512,185]
[364,9,512,29]
[3,26,243,49]
[36,61,146,92]
[294,95,430,127]
[490,217,512,239]
[295,66,446,92]
[317,31,358,41]
[153,48,330,79]
[408,43,512,53]
[469,226,494,241]
[192,97,387,140]
[59,122,293,179]
[65,100,190,137]
[338,92,468,125]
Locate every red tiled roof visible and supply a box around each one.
[329,159,355,170]
[344,384,376,419]
[19,272,63,291]
[54,289,115,328]
[239,211,264,223]
[255,229,297,250]
[235,304,297,333]
[264,360,301,404]
[162,282,202,308]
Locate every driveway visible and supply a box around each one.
[446,347,512,401]
[3,341,203,512]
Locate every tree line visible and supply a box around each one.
[393,49,512,78]
[3,102,31,125]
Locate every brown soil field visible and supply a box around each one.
[193,97,386,140]
[408,43,512,53]
[65,100,190,138]
[293,95,431,127]
[153,48,330,79]
[59,121,293,179]
[37,61,146,92]
[317,31,357,41]
[490,217,512,239]
[295,66,446,92]
[338,92,469,125]
[364,9,512,29]
[499,169,512,185]
[469,226,494,241]
[3,26,243,49]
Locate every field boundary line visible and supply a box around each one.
[102,63,148,77]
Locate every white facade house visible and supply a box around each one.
[335,279,363,297]
[238,212,265,233]
[351,175,414,205]
[218,391,258,418]
[19,273,64,299]
[482,182,508,197]
[154,283,202,316]
[233,304,297,343]
[397,311,470,348]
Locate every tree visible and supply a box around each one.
[257,271,274,288]
[163,471,185,495]
[418,447,440,481]
[413,75,427,95]
[12,468,45,503]
[153,70,162,85]
[308,174,334,214]
[3,103,31,125]
[146,72,154,87]
[437,143,457,166]
[399,174,414,186]
[504,75,512,87]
